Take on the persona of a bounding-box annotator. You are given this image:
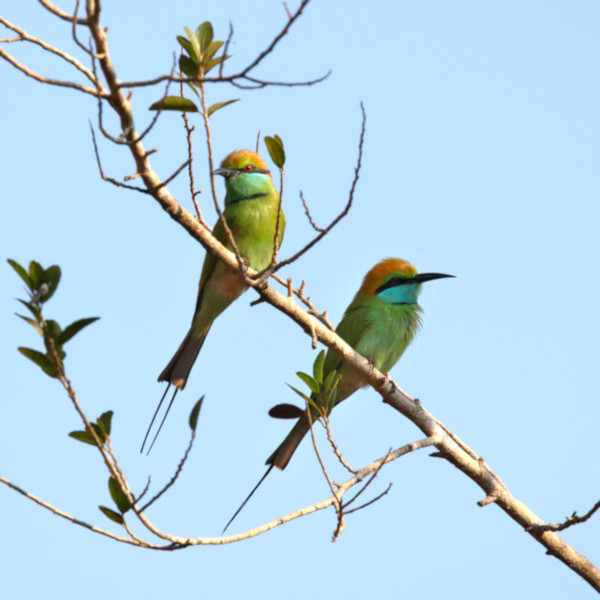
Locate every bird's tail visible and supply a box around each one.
[265,415,311,470]
[222,415,312,532]
[222,464,275,534]
[158,326,210,389]
[140,327,210,454]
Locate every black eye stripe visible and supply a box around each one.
[375,276,413,295]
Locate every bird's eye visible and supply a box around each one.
[244,164,254,172]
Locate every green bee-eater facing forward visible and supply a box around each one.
[224,258,453,530]
[142,149,285,453]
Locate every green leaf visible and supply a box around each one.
[186,82,201,98]
[204,40,224,61]
[7,259,33,290]
[149,96,198,112]
[176,36,197,63]
[68,423,105,446]
[58,317,100,345]
[203,55,228,74]
[264,136,286,168]
[179,55,199,78]
[108,477,131,513]
[184,26,201,62]
[18,347,57,378]
[189,396,205,431]
[207,99,239,116]
[296,371,319,395]
[68,430,96,445]
[97,411,113,436]
[16,298,41,321]
[38,265,61,303]
[99,505,124,525]
[196,22,213,52]
[28,261,43,290]
[286,383,309,403]
[16,314,43,334]
[323,371,341,392]
[45,319,62,342]
[313,350,325,384]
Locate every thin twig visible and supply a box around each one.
[344,483,393,515]
[155,159,191,191]
[89,122,149,193]
[270,103,366,274]
[300,191,324,232]
[323,415,356,474]
[0,476,152,548]
[0,45,101,97]
[139,431,196,512]
[38,0,89,25]
[0,17,103,90]
[343,448,393,509]
[197,76,250,282]
[528,501,600,533]
[219,21,234,79]
[305,401,344,536]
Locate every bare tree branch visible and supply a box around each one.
[38,0,89,25]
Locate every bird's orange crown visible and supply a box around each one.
[220,149,269,172]
[359,258,418,295]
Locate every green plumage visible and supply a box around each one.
[267,258,450,470]
[142,149,284,454]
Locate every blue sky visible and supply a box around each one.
[1,1,599,598]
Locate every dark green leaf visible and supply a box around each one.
[264,136,286,168]
[196,22,213,52]
[177,36,197,63]
[179,55,198,78]
[313,350,325,384]
[69,424,105,446]
[7,259,33,290]
[184,26,201,62]
[306,396,321,413]
[204,40,224,61]
[58,317,99,345]
[98,411,113,436]
[16,298,41,321]
[18,347,57,378]
[38,265,61,302]
[91,423,106,444]
[108,477,131,513]
[296,371,319,395]
[28,261,43,289]
[189,396,204,431]
[207,99,239,116]
[16,313,43,334]
[149,96,198,112]
[68,430,96,445]
[99,505,124,525]
[286,383,309,402]
[45,319,62,342]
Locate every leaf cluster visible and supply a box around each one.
[274,351,341,421]
[8,259,99,378]
[149,22,238,117]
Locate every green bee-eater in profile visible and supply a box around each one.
[224,257,453,530]
[141,149,285,453]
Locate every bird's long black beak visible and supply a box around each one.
[412,273,455,284]
[213,167,237,178]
